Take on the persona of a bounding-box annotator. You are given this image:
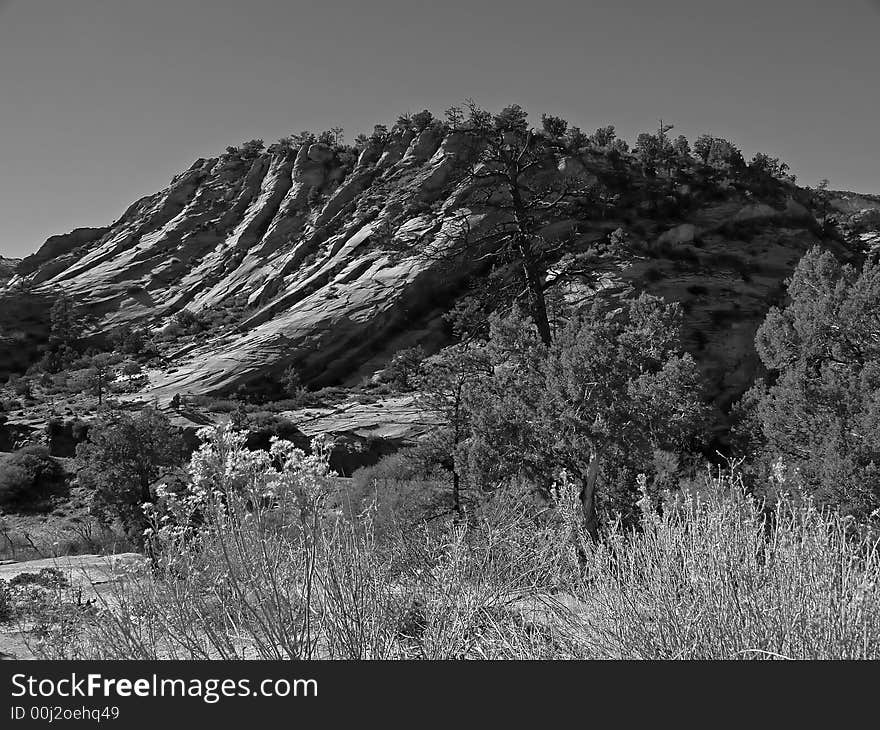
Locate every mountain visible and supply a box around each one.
[2,123,878,425]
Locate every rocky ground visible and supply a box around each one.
[0,553,145,659]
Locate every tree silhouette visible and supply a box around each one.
[399,101,597,345]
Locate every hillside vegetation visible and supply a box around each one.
[1,103,879,659]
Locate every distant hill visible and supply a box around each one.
[1,114,878,418]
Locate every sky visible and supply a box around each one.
[0,0,878,257]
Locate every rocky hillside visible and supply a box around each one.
[0,257,19,284]
[2,122,878,421]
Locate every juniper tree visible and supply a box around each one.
[693,134,744,169]
[635,121,676,176]
[385,346,426,391]
[464,296,708,538]
[77,407,186,541]
[748,247,880,519]
[74,352,120,406]
[443,105,464,129]
[39,294,83,373]
[589,125,617,148]
[541,113,568,139]
[410,109,435,131]
[672,134,691,157]
[749,152,793,182]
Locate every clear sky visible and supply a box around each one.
[1,0,878,257]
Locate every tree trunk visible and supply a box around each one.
[509,180,552,346]
[579,452,601,541]
[452,470,461,515]
[140,479,151,505]
[517,240,552,346]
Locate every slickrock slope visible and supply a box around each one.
[3,126,878,419]
[5,132,482,394]
[0,553,146,660]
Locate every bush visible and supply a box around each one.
[0,448,68,507]
[70,420,90,442]
[45,418,88,457]
[8,377,32,398]
[243,413,307,452]
[77,408,186,541]
[281,366,309,404]
[171,309,206,336]
[27,439,880,660]
[746,247,880,519]
[463,298,709,537]
[40,425,573,659]
[0,580,10,622]
[8,567,68,590]
[346,449,448,531]
[384,346,426,391]
[571,470,880,659]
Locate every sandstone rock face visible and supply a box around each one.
[1,127,871,418]
[16,227,109,278]
[658,223,697,245]
[829,192,880,215]
[288,394,440,442]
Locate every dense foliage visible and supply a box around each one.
[744,247,880,519]
[31,427,880,660]
[76,408,186,541]
[457,296,708,536]
[0,446,67,507]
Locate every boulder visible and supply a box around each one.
[658,223,697,245]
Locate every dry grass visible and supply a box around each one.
[570,474,880,659]
[18,450,880,660]
[0,512,131,562]
[38,495,577,659]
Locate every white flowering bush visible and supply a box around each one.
[143,423,335,562]
[69,423,342,659]
[53,425,580,659]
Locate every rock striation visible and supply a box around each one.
[2,125,878,423]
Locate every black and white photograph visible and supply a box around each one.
[0,0,878,702]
